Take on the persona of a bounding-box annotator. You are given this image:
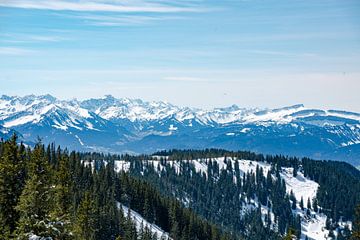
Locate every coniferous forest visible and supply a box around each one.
[0,135,232,240]
[0,135,360,240]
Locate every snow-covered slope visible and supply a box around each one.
[109,157,352,240]
[80,96,360,126]
[1,94,99,130]
[3,94,360,128]
[117,202,171,240]
[1,94,360,165]
[0,95,131,152]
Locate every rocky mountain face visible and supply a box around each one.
[1,94,359,165]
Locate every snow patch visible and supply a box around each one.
[114,160,131,173]
[240,128,250,133]
[280,168,319,203]
[169,124,177,131]
[4,115,41,127]
[118,202,171,240]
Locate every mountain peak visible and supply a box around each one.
[2,95,360,126]
[39,94,57,102]
[273,104,305,112]
[103,94,116,100]
[1,94,360,165]
[0,94,13,101]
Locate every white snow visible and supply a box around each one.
[28,234,52,240]
[114,160,131,173]
[240,128,251,133]
[280,168,319,203]
[301,213,328,240]
[1,95,360,135]
[66,104,92,118]
[4,115,38,128]
[169,124,177,131]
[191,159,208,176]
[0,95,100,131]
[118,202,171,240]
[92,157,347,240]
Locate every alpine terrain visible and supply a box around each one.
[1,95,360,166]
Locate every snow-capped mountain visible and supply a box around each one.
[0,94,131,152]
[1,94,360,165]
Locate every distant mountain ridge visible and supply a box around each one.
[1,94,360,165]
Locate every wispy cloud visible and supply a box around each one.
[69,14,185,26]
[0,33,70,43]
[28,35,68,42]
[163,76,209,82]
[0,0,205,13]
[247,50,318,58]
[0,47,35,55]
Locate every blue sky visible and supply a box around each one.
[0,0,360,111]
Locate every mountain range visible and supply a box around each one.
[1,94,359,166]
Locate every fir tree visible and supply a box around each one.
[351,204,360,240]
[51,153,73,238]
[313,198,318,213]
[307,198,312,210]
[300,197,304,211]
[0,134,25,238]
[290,190,297,210]
[73,191,97,240]
[15,140,53,239]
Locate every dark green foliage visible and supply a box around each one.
[352,204,360,239]
[313,198,318,213]
[156,149,360,222]
[127,157,298,238]
[1,138,360,240]
[0,135,26,238]
[0,135,232,240]
[115,172,230,240]
[290,191,297,210]
[300,197,304,211]
[16,140,53,239]
[126,149,360,239]
[73,191,97,239]
[302,158,360,222]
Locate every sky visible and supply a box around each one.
[0,0,360,111]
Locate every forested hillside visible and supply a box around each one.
[1,136,360,240]
[0,136,232,240]
[123,149,360,240]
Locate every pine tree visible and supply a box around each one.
[0,134,24,238]
[300,197,304,211]
[342,225,351,239]
[351,204,360,240]
[53,154,72,217]
[15,140,53,239]
[283,228,296,240]
[328,229,335,239]
[313,198,318,213]
[307,198,312,210]
[51,153,73,238]
[124,209,137,240]
[73,191,97,240]
[290,190,297,210]
[142,225,153,240]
